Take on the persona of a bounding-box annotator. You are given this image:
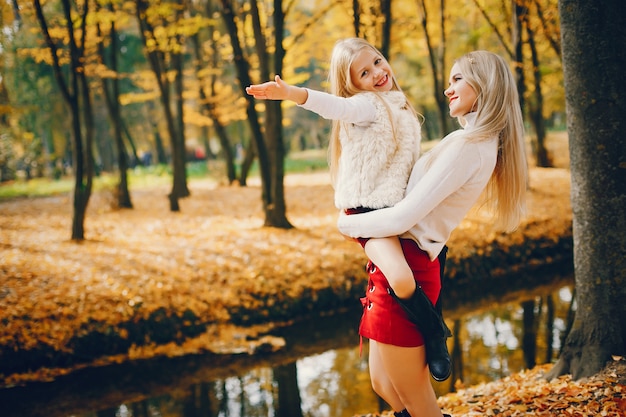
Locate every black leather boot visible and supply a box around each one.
[389,286,452,381]
[388,247,452,381]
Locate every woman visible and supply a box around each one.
[338,50,528,417]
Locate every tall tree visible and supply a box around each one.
[380,0,392,58]
[97,0,133,208]
[524,10,550,167]
[473,0,555,167]
[547,0,626,380]
[33,0,95,240]
[190,0,238,184]
[219,0,292,228]
[135,0,190,211]
[417,0,453,137]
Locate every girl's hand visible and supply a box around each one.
[246,75,308,104]
[246,75,290,100]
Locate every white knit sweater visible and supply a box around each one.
[337,113,500,260]
[300,89,421,209]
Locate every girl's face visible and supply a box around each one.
[444,63,478,117]
[349,49,394,92]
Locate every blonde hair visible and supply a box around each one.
[326,38,417,185]
[453,51,528,231]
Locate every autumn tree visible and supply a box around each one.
[546,0,626,380]
[416,0,454,137]
[349,0,391,55]
[135,0,190,211]
[32,0,96,240]
[189,1,239,184]
[472,0,560,167]
[96,0,132,208]
[219,0,292,228]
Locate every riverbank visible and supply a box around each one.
[0,166,574,389]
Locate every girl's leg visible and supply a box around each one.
[364,237,415,298]
[376,342,444,417]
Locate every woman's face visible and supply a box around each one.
[349,49,394,92]
[444,63,478,117]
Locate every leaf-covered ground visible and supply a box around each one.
[359,359,626,417]
[1,168,571,372]
[2,144,621,415]
[437,360,626,416]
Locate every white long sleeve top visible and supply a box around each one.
[299,89,421,209]
[337,113,498,260]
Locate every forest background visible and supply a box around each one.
[0,0,563,225]
[0,0,574,374]
[2,1,625,415]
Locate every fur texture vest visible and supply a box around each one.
[335,91,421,209]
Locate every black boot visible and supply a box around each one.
[390,286,452,381]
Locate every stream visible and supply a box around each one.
[0,275,574,417]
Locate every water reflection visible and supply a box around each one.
[1,280,574,417]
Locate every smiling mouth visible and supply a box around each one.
[376,74,389,87]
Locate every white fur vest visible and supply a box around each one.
[334,91,421,209]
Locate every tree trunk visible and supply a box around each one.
[417,0,452,138]
[191,9,237,184]
[136,0,189,212]
[264,0,292,228]
[380,0,391,58]
[239,140,256,186]
[545,295,555,363]
[525,2,551,167]
[274,362,304,417]
[98,4,132,208]
[122,120,140,167]
[220,0,292,228]
[352,0,360,37]
[521,299,537,369]
[512,0,526,119]
[547,0,626,380]
[170,44,190,205]
[34,0,93,241]
[449,319,463,393]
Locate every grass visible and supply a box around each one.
[0,149,329,200]
[0,166,173,200]
[0,130,569,200]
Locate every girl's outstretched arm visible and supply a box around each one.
[246,75,308,105]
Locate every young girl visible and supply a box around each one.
[246,37,425,329]
[338,50,527,417]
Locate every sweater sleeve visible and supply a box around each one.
[337,138,482,238]
[298,89,377,125]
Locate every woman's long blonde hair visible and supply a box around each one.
[326,38,416,185]
[454,51,528,231]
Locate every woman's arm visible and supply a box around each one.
[337,139,481,238]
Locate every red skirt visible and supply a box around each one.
[359,238,441,347]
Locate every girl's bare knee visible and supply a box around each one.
[386,265,416,298]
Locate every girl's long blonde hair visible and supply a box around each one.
[326,38,417,185]
[454,51,528,231]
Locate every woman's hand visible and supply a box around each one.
[246,75,308,104]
